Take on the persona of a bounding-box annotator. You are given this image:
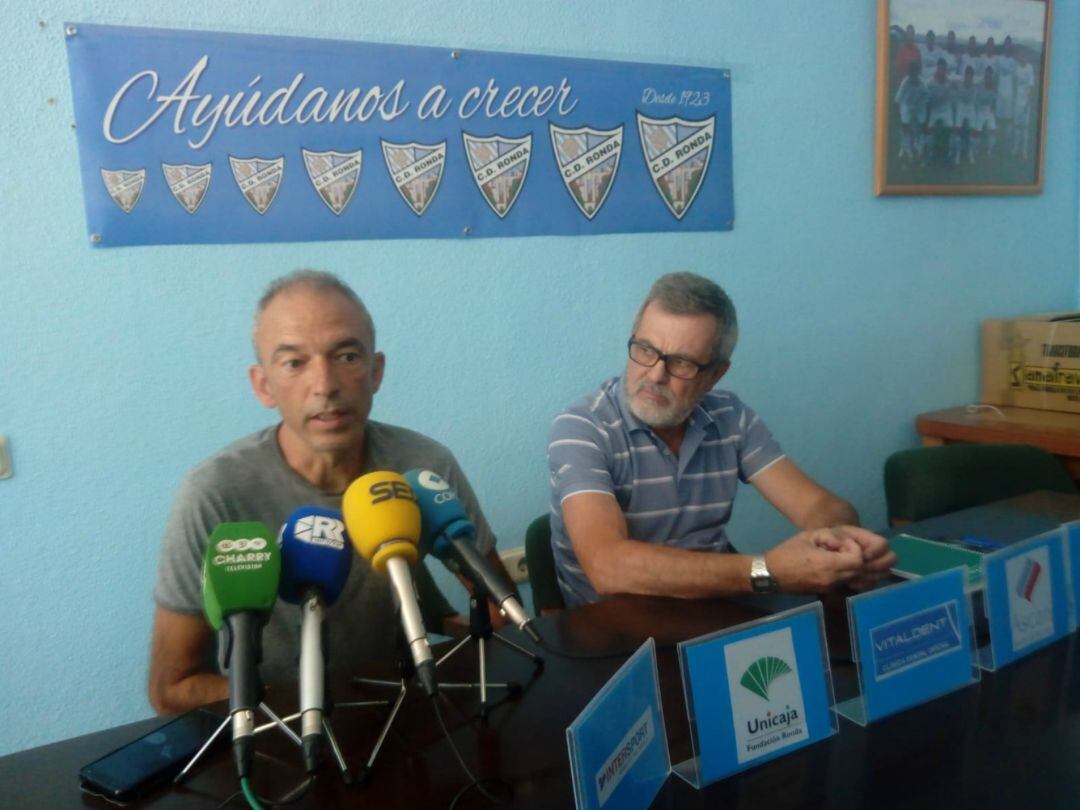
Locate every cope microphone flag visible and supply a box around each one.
[278,505,353,772]
[201,521,281,778]
[342,471,438,697]
[404,469,540,642]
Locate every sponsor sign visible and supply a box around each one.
[1067,522,1080,629]
[837,569,978,725]
[674,603,835,788]
[725,628,808,765]
[64,23,733,246]
[566,640,670,810]
[981,530,1071,670]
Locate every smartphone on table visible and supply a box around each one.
[79,707,226,803]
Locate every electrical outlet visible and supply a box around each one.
[499,546,529,584]
[0,435,11,479]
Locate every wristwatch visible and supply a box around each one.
[749,555,778,593]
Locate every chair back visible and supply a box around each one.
[525,514,565,615]
[884,443,1076,525]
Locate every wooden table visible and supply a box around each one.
[4,495,1080,808]
[915,404,1080,481]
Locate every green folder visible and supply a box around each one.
[889,534,984,588]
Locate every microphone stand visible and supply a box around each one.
[173,700,301,785]
[349,642,419,785]
[433,589,544,719]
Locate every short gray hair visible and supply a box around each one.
[253,270,375,360]
[632,272,738,363]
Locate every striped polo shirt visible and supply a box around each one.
[547,377,784,608]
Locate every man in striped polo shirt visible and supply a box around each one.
[547,273,894,608]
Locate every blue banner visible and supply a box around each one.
[64,23,733,247]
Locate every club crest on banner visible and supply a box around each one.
[636,114,715,220]
[549,124,622,220]
[229,155,285,215]
[302,149,362,216]
[161,163,212,214]
[462,133,532,219]
[100,168,145,214]
[381,141,447,217]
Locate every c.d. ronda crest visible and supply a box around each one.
[462,133,532,219]
[549,124,623,220]
[637,113,715,220]
[302,149,362,216]
[229,155,285,215]
[100,168,145,214]
[162,163,212,214]
[381,140,446,217]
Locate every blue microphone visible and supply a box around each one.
[278,506,353,772]
[403,470,540,642]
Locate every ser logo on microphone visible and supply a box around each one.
[415,470,456,504]
[369,479,417,505]
[295,515,346,550]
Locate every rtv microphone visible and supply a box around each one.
[202,522,281,778]
[404,469,540,642]
[278,506,353,773]
[342,471,438,697]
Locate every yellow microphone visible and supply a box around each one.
[343,471,436,696]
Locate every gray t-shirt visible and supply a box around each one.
[154,421,497,684]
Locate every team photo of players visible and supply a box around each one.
[877,0,1050,192]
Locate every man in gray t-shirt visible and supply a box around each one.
[148,271,502,715]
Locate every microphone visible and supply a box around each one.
[342,471,438,697]
[278,506,353,773]
[201,521,281,778]
[403,469,540,642]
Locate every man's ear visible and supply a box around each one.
[706,360,731,388]
[371,351,386,394]
[248,364,277,408]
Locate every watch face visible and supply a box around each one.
[750,560,777,593]
[751,574,776,593]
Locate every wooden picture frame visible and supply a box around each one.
[874,0,1052,195]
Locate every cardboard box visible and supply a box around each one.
[982,312,1080,414]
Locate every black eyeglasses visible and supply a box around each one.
[627,339,713,380]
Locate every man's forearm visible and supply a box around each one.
[584,538,754,600]
[798,494,859,530]
[152,672,228,715]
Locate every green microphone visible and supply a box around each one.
[201,522,281,778]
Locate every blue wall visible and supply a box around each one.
[1,1,1077,756]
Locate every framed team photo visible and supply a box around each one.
[874,0,1052,195]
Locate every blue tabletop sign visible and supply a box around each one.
[64,23,733,247]
[674,603,836,788]
[980,530,1071,670]
[566,639,670,810]
[838,569,978,725]
[1066,521,1080,629]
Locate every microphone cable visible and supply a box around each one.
[429,697,512,809]
[215,774,315,810]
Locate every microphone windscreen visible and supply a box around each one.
[278,506,353,606]
[342,471,421,573]
[402,469,473,557]
[203,522,281,618]
[201,558,224,631]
